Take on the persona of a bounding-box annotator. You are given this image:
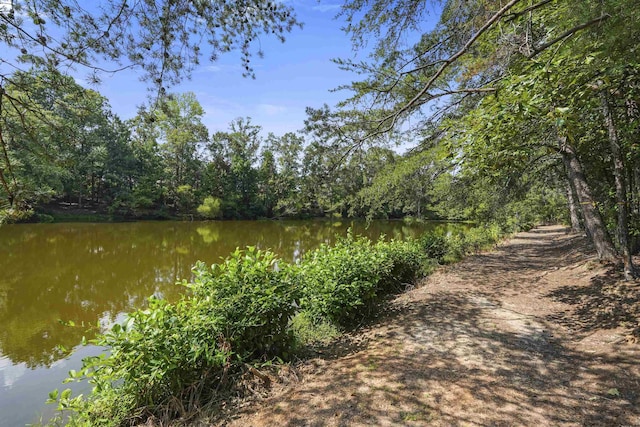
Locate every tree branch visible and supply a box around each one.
[529,14,611,58]
[0,10,136,75]
[366,0,524,140]
[505,0,555,22]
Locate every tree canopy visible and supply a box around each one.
[330,0,639,275]
[0,0,300,87]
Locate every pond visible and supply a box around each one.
[0,219,459,426]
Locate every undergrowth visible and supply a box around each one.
[46,224,507,426]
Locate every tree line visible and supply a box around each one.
[0,70,455,221]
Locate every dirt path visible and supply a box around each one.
[219,226,640,426]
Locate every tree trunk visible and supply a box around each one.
[0,91,17,207]
[559,138,618,261]
[601,90,636,279]
[0,168,13,207]
[625,98,640,254]
[633,164,640,254]
[565,180,582,233]
[91,173,96,203]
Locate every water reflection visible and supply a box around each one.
[0,219,458,425]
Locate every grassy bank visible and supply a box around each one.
[46,224,509,426]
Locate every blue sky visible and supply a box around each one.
[1,0,440,138]
[97,0,362,137]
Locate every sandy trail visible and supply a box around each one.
[218,226,640,427]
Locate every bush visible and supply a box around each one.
[298,234,436,328]
[0,207,34,224]
[290,311,341,347]
[299,233,393,327]
[196,196,222,219]
[418,233,449,264]
[188,247,301,359]
[377,239,432,289]
[442,224,503,262]
[50,247,300,426]
[48,295,228,426]
[442,232,466,263]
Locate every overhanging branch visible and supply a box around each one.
[529,14,611,58]
[505,0,555,22]
[365,0,524,140]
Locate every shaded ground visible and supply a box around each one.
[215,226,640,426]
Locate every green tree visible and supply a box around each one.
[99,116,138,215]
[258,146,278,217]
[356,146,448,219]
[301,105,387,218]
[0,0,301,218]
[299,140,335,217]
[156,92,208,212]
[0,69,123,213]
[196,196,222,219]
[127,93,208,215]
[202,137,232,212]
[212,117,262,218]
[268,132,304,217]
[127,111,168,214]
[334,0,639,273]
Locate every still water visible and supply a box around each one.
[0,219,456,426]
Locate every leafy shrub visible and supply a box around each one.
[442,225,503,262]
[196,196,222,219]
[50,247,300,426]
[377,239,432,290]
[504,214,535,233]
[299,233,393,327]
[48,295,228,426]
[47,226,508,426]
[418,233,449,263]
[442,232,467,263]
[463,227,495,254]
[188,247,301,359]
[0,207,34,224]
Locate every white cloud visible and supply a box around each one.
[312,3,341,12]
[0,0,10,13]
[194,64,238,74]
[202,65,222,73]
[257,103,287,115]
